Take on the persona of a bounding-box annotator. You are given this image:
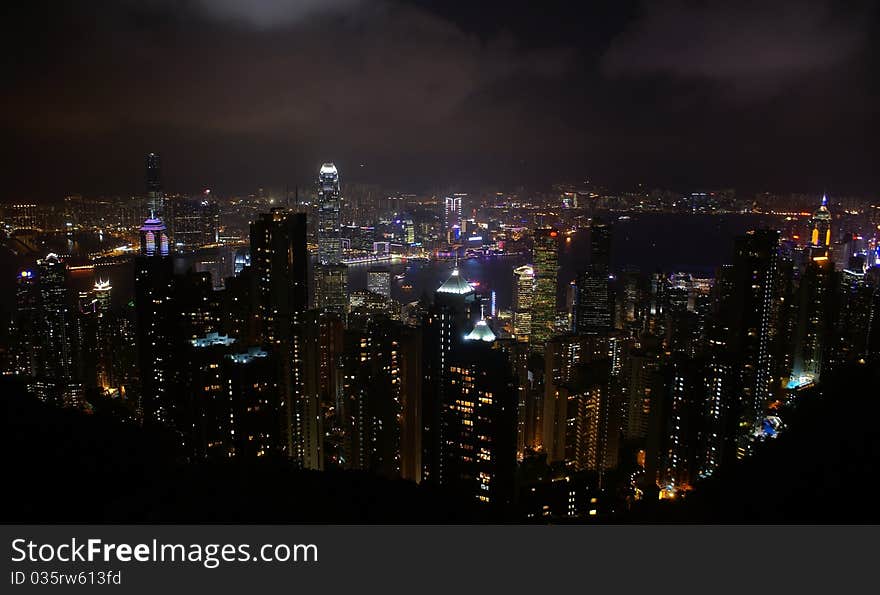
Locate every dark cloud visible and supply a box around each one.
[192,0,364,29]
[602,1,870,93]
[1,0,877,198]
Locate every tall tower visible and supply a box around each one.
[146,152,164,219]
[317,163,342,265]
[12,268,40,378]
[725,229,780,458]
[810,194,832,254]
[135,218,176,425]
[531,228,560,351]
[575,222,613,335]
[249,208,320,469]
[442,315,517,510]
[512,265,535,342]
[316,163,348,316]
[34,254,77,406]
[443,195,464,245]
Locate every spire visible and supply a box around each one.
[821,193,828,207]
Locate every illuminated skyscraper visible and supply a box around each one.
[315,164,347,314]
[250,209,309,344]
[791,254,834,385]
[512,265,535,341]
[315,263,349,317]
[73,279,114,392]
[367,267,392,299]
[422,266,477,483]
[443,194,464,244]
[531,228,560,351]
[249,208,320,469]
[11,269,40,378]
[725,229,781,457]
[135,215,177,425]
[441,316,517,509]
[35,253,77,407]
[810,194,832,255]
[575,222,613,335]
[317,163,342,265]
[146,152,164,219]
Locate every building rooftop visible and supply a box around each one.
[465,318,497,343]
[436,267,475,296]
[191,332,237,348]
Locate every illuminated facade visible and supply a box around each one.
[725,230,780,457]
[315,263,349,317]
[574,222,613,335]
[512,265,535,341]
[367,267,392,299]
[249,208,319,469]
[317,163,342,265]
[531,228,560,351]
[146,152,164,220]
[441,326,517,508]
[809,194,832,254]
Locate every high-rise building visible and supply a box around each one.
[134,228,176,426]
[146,152,164,219]
[531,228,560,351]
[512,265,535,341]
[367,267,392,299]
[724,229,781,457]
[809,194,832,255]
[340,313,418,478]
[441,316,517,509]
[317,163,342,266]
[11,269,40,378]
[443,194,464,245]
[249,208,319,468]
[422,266,477,483]
[35,253,78,407]
[315,263,349,317]
[575,222,613,335]
[250,209,309,344]
[791,254,834,385]
[169,193,219,252]
[73,279,114,392]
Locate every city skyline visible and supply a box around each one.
[3,2,880,528]
[3,150,879,521]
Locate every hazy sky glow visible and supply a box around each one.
[2,0,877,198]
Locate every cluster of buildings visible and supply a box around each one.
[5,154,880,520]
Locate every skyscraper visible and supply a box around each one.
[575,222,613,335]
[725,229,781,457]
[146,152,164,219]
[367,267,392,299]
[134,225,176,426]
[809,194,832,255]
[512,265,535,342]
[250,209,309,344]
[441,315,517,510]
[532,228,560,351]
[34,254,77,406]
[249,208,319,469]
[316,164,348,315]
[315,263,349,317]
[791,254,834,385]
[317,163,342,266]
[443,194,464,245]
[11,269,40,379]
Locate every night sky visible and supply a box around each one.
[2,0,878,199]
